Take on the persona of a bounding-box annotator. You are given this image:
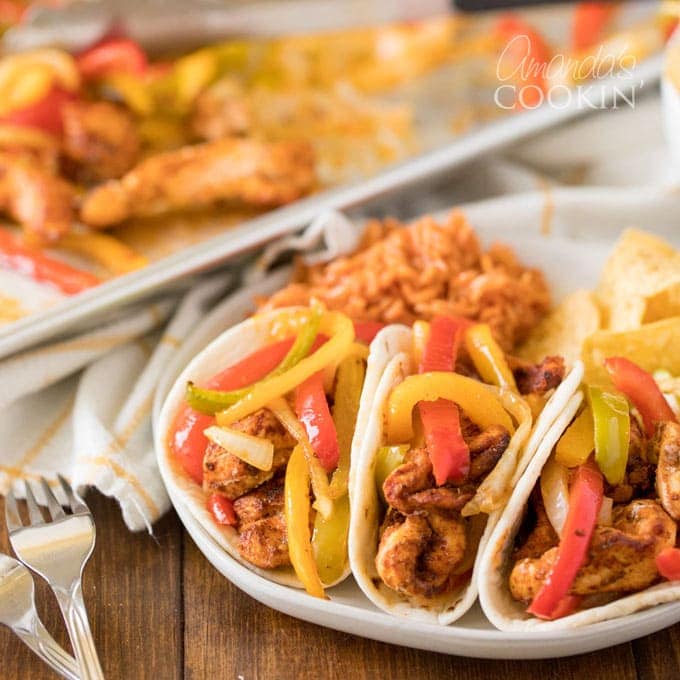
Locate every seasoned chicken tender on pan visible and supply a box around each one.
[79,138,316,227]
[0,152,75,242]
[61,100,140,183]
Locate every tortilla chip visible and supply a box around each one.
[518,290,601,366]
[583,316,680,385]
[596,229,680,331]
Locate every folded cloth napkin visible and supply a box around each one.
[0,93,675,532]
[0,276,232,531]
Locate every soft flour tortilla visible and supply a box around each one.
[156,305,368,589]
[349,326,584,624]
[479,366,680,630]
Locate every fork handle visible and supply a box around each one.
[55,583,104,680]
[13,621,80,680]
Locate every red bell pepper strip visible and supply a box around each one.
[528,462,603,619]
[1,87,73,136]
[571,2,616,53]
[0,227,100,294]
[295,371,339,472]
[353,321,386,345]
[656,547,680,581]
[77,38,148,79]
[0,0,26,25]
[170,337,295,484]
[496,15,551,109]
[206,493,237,526]
[604,357,677,437]
[418,316,470,485]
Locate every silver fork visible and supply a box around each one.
[6,476,104,680]
[0,553,79,680]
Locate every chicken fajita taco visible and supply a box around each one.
[479,343,680,630]
[348,316,583,624]
[157,304,385,596]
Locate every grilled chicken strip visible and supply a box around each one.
[376,508,466,599]
[234,475,290,569]
[0,152,75,242]
[655,421,680,520]
[61,100,139,183]
[512,355,565,396]
[382,424,510,515]
[202,408,295,499]
[510,500,676,602]
[79,138,316,227]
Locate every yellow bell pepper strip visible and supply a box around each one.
[528,461,603,619]
[328,356,366,499]
[374,445,409,504]
[216,311,354,426]
[588,386,630,486]
[465,323,517,391]
[555,406,595,468]
[187,310,321,414]
[604,357,678,437]
[312,494,350,585]
[58,232,148,275]
[268,397,333,519]
[174,50,218,110]
[284,445,326,599]
[386,372,515,445]
[101,73,155,116]
[0,48,80,116]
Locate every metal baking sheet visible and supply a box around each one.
[0,51,661,359]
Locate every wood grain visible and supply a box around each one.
[1,491,680,679]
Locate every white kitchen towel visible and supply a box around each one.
[0,90,677,532]
[0,275,232,531]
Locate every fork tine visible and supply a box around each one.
[4,489,23,532]
[57,475,88,514]
[39,478,66,521]
[23,481,44,525]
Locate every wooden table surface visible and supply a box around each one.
[2,492,680,680]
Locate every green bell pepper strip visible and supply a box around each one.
[185,308,321,414]
[312,494,350,585]
[588,385,630,486]
[375,445,409,504]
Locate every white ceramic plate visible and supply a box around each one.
[154,198,680,659]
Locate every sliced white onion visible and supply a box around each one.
[204,425,274,471]
[597,496,613,527]
[540,455,570,537]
